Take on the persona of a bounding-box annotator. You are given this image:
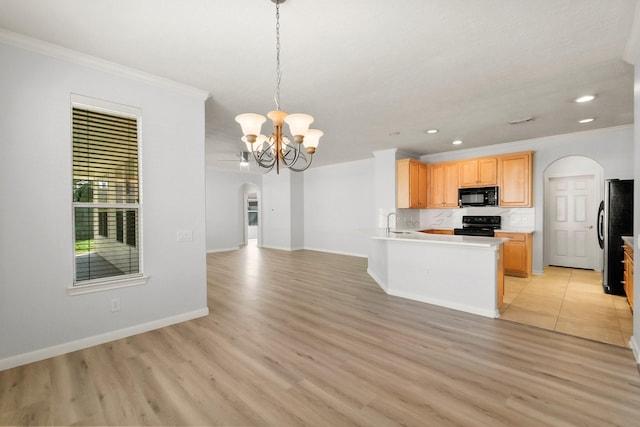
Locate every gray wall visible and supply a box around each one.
[0,41,208,367]
[205,168,261,251]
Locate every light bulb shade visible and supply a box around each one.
[235,113,266,137]
[267,110,287,125]
[303,129,322,150]
[284,113,314,137]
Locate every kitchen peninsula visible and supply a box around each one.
[367,230,505,318]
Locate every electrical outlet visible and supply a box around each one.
[521,217,528,224]
[110,298,121,312]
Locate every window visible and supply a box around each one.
[72,98,142,286]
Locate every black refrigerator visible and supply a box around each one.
[598,179,634,295]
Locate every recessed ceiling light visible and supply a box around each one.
[452,140,462,145]
[575,95,596,103]
[425,129,439,134]
[578,118,595,124]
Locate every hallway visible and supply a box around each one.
[500,267,633,347]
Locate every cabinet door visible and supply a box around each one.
[443,162,459,207]
[624,244,634,308]
[397,159,428,209]
[428,163,445,208]
[418,162,428,208]
[503,239,527,274]
[458,159,479,187]
[495,232,532,277]
[396,159,410,208]
[499,152,533,207]
[478,158,497,186]
[409,161,421,208]
[459,157,496,187]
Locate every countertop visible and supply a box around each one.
[365,229,507,248]
[622,236,634,248]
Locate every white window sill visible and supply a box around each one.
[67,275,149,295]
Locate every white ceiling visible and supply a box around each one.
[0,0,636,171]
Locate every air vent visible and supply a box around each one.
[508,116,535,125]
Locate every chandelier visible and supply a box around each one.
[235,0,323,174]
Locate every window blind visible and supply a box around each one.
[72,106,140,283]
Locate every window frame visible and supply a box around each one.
[68,94,148,295]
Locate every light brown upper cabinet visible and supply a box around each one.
[428,161,459,208]
[458,157,497,188]
[498,151,533,207]
[397,159,428,209]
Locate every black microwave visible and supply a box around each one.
[458,186,499,207]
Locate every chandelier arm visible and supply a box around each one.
[253,146,276,169]
[281,146,312,171]
[288,153,313,172]
[280,143,301,166]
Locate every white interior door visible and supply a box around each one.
[548,175,597,269]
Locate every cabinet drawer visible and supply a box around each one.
[495,232,525,241]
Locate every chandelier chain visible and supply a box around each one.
[235,0,321,174]
[274,0,282,111]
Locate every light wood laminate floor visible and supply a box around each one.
[1,246,639,426]
[501,267,633,347]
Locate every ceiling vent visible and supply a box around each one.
[509,116,535,125]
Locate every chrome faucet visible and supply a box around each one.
[386,212,397,234]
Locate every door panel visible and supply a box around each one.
[548,175,596,269]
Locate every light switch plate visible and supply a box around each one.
[177,230,193,242]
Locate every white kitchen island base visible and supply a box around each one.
[367,231,505,318]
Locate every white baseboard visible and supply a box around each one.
[207,247,239,253]
[304,246,367,258]
[387,289,498,319]
[367,268,388,292]
[259,244,294,251]
[630,335,640,364]
[0,307,209,371]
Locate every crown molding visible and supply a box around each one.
[421,124,633,163]
[0,28,211,101]
[623,1,640,64]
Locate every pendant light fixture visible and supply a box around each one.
[235,0,323,174]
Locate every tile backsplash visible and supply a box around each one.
[417,207,535,230]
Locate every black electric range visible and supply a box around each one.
[453,215,501,237]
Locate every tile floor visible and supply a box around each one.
[500,266,633,347]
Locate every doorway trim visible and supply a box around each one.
[543,156,603,271]
[241,183,261,247]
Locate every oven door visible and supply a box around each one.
[459,189,487,206]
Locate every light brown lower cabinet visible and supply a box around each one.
[419,229,454,235]
[623,242,634,310]
[497,243,504,307]
[494,232,533,277]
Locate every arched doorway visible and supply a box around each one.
[543,156,604,271]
